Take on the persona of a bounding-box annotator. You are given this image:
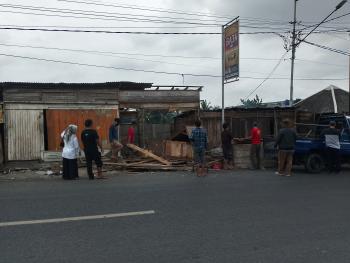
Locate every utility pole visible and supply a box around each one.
[221,25,225,125]
[289,0,347,108]
[289,0,298,107]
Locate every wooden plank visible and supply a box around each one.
[126,143,171,165]
[104,162,191,171]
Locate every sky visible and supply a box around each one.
[0,0,349,107]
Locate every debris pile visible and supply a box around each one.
[104,144,193,172]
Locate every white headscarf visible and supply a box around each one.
[63,124,78,142]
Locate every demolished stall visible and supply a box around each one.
[118,86,201,157]
[174,107,296,168]
[1,82,201,162]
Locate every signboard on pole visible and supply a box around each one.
[224,21,239,80]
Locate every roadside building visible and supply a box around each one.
[0,82,200,162]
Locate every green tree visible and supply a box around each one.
[240,95,263,108]
[200,100,213,110]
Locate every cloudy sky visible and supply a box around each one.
[0,0,349,107]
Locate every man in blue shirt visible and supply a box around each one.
[109,118,123,161]
[189,119,208,177]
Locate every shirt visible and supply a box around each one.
[189,127,208,150]
[251,127,261,144]
[109,124,119,142]
[320,127,340,150]
[61,132,80,159]
[81,129,99,154]
[221,130,232,147]
[128,127,135,144]
[274,128,297,150]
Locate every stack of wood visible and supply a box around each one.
[104,144,192,172]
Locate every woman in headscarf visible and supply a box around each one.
[61,124,80,180]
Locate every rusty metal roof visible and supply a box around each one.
[0,81,153,90]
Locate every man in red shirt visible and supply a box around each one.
[127,121,136,144]
[250,122,262,169]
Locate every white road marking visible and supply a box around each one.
[0,210,155,227]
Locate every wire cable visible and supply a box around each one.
[0,52,221,78]
[302,40,350,56]
[56,0,233,20]
[0,3,228,24]
[0,26,221,34]
[244,52,289,100]
[0,26,290,35]
[0,10,221,26]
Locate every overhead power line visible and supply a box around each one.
[0,52,221,78]
[0,9,221,26]
[0,26,291,35]
[0,26,221,34]
[0,42,221,60]
[241,77,349,80]
[303,40,350,56]
[300,11,350,31]
[56,0,233,20]
[0,24,218,29]
[1,51,347,81]
[244,52,289,100]
[0,42,221,69]
[0,3,227,24]
[1,42,347,69]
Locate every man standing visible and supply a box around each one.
[189,120,208,177]
[81,119,105,179]
[250,122,262,169]
[320,120,341,173]
[274,119,297,177]
[127,121,136,144]
[221,123,233,170]
[109,118,123,161]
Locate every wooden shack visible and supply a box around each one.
[1,82,201,161]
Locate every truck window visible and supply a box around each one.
[342,128,350,142]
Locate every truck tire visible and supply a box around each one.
[305,153,324,173]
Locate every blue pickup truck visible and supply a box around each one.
[294,114,350,173]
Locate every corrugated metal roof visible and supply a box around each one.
[295,85,349,113]
[0,81,153,90]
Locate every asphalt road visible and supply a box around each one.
[1,169,350,263]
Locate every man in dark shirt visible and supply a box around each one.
[221,123,233,169]
[320,120,341,173]
[81,119,104,179]
[274,119,297,176]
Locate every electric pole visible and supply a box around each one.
[289,0,298,107]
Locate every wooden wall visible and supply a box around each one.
[3,88,119,104]
[174,109,296,149]
[6,109,44,160]
[46,109,119,151]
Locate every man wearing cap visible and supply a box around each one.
[320,121,341,173]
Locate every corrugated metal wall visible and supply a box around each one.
[6,110,43,160]
[46,109,118,151]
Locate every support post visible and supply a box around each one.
[221,25,225,126]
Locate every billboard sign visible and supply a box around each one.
[224,21,239,80]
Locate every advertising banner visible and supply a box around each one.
[224,21,239,80]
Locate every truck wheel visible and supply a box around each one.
[305,153,324,173]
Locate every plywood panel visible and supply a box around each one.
[46,109,118,151]
[7,110,43,160]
